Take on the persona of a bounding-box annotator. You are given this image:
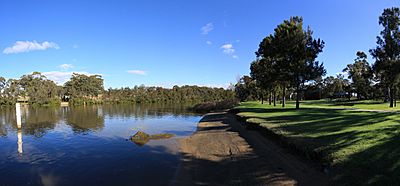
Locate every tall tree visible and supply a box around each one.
[250,59,278,105]
[370,7,400,107]
[343,51,373,99]
[257,17,325,109]
[18,72,60,105]
[234,75,257,102]
[64,73,104,99]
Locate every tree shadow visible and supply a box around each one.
[173,113,328,186]
[236,106,400,184]
[333,133,400,185]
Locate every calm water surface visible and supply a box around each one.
[0,104,201,186]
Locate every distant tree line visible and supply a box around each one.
[104,85,234,104]
[0,72,235,106]
[235,7,400,108]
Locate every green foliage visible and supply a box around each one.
[0,72,61,106]
[103,85,235,104]
[0,73,234,106]
[191,98,239,113]
[254,16,325,109]
[370,7,400,107]
[64,73,104,99]
[343,51,373,99]
[234,75,258,101]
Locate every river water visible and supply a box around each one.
[0,104,201,186]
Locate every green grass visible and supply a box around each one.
[236,99,400,111]
[235,101,400,185]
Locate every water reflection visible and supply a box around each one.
[17,129,22,154]
[0,104,201,186]
[65,106,105,133]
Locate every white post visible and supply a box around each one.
[16,103,21,129]
[16,103,22,154]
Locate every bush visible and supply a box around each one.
[191,99,239,113]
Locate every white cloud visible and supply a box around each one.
[72,44,79,49]
[127,70,147,75]
[3,41,60,54]
[59,64,74,70]
[201,23,214,35]
[221,43,235,54]
[221,43,239,59]
[42,71,99,85]
[206,41,212,45]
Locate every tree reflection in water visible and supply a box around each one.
[65,106,105,133]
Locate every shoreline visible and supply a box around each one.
[173,111,328,186]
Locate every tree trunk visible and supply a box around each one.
[269,93,272,105]
[282,86,286,107]
[319,88,322,100]
[261,94,264,104]
[273,91,276,107]
[390,88,394,108]
[395,88,397,107]
[296,83,300,109]
[384,87,390,103]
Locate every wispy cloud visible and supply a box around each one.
[42,71,99,85]
[221,43,238,59]
[201,23,214,35]
[72,44,79,49]
[206,41,212,45]
[59,64,74,70]
[127,70,147,75]
[221,43,235,54]
[3,41,60,54]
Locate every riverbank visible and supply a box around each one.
[173,111,328,186]
[234,101,400,185]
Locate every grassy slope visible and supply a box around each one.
[235,100,400,185]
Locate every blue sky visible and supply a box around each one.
[0,0,399,88]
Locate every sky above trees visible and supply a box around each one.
[0,0,399,88]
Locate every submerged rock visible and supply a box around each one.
[130,131,175,146]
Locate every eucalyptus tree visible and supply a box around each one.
[343,51,373,99]
[64,73,104,99]
[257,16,325,109]
[234,75,258,102]
[19,72,60,105]
[0,77,8,104]
[370,7,400,107]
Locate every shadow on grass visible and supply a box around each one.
[333,134,400,185]
[298,100,385,107]
[237,106,400,185]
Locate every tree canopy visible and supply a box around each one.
[253,16,325,109]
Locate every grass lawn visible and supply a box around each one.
[235,100,400,185]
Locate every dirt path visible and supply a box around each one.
[173,112,329,186]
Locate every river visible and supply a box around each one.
[0,104,202,186]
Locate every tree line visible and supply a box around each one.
[235,7,400,108]
[0,72,235,106]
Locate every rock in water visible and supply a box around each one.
[130,131,151,146]
[130,131,176,146]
